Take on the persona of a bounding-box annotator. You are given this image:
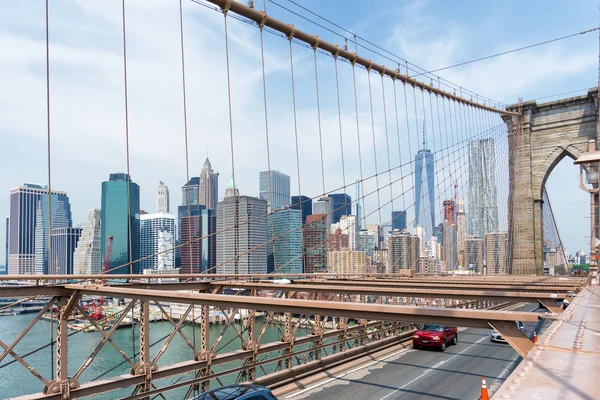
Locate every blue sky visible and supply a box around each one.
[0,0,598,266]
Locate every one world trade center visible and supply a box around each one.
[414,125,435,238]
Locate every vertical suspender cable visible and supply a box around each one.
[259,25,278,275]
[119,0,136,363]
[222,7,239,274]
[367,70,382,230]
[44,0,54,378]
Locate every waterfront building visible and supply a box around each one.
[468,138,498,237]
[466,236,485,273]
[178,205,216,274]
[8,184,72,275]
[100,173,140,274]
[485,232,509,274]
[387,230,420,273]
[328,250,366,274]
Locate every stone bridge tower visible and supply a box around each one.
[503,88,598,275]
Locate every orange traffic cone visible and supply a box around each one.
[533,330,537,344]
[480,376,489,400]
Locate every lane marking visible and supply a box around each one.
[378,336,487,400]
[284,346,413,399]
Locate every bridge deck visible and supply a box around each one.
[493,286,599,399]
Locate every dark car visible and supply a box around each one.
[412,324,458,351]
[193,384,277,400]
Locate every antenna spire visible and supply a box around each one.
[422,120,426,150]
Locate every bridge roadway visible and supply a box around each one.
[281,304,549,400]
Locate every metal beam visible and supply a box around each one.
[212,281,564,302]
[63,284,540,328]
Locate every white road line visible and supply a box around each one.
[284,346,413,399]
[492,353,520,388]
[378,336,488,400]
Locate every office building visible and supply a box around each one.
[50,227,82,274]
[291,195,312,225]
[217,178,268,274]
[387,230,420,273]
[200,158,219,211]
[259,170,290,209]
[338,215,359,251]
[73,209,102,275]
[414,130,435,238]
[156,181,170,213]
[328,250,366,274]
[359,229,376,256]
[456,204,466,266]
[182,177,200,206]
[328,228,349,251]
[4,216,8,274]
[466,237,485,273]
[328,193,351,225]
[468,138,498,237]
[8,184,72,275]
[101,173,140,274]
[485,232,508,275]
[303,214,328,273]
[178,205,216,274]
[267,208,302,274]
[313,197,333,229]
[140,212,176,271]
[365,224,383,249]
[442,220,457,271]
[391,211,407,232]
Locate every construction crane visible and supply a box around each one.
[102,236,114,274]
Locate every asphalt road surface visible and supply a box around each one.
[284,303,549,400]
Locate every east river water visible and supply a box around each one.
[0,314,311,399]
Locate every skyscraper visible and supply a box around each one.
[182,177,200,206]
[4,216,8,274]
[414,129,435,238]
[156,181,170,213]
[303,214,328,273]
[140,212,176,271]
[485,232,508,274]
[338,215,359,250]
[51,227,82,274]
[313,197,333,230]
[456,199,466,267]
[73,209,102,275]
[200,158,219,211]
[178,204,215,274]
[267,208,302,274]
[8,184,72,275]
[259,170,290,209]
[391,211,407,231]
[101,173,140,274]
[217,178,268,274]
[468,138,498,238]
[291,195,312,225]
[328,193,352,225]
[442,220,457,271]
[387,230,420,273]
[466,237,485,273]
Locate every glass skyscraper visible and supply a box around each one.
[291,195,312,225]
[101,173,140,274]
[414,132,435,238]
[328,193,351,224]
[259,170,290,209]
[267,208,302,274]
[391,211,407,231]
[8,184,71,275]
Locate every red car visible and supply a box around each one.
[412,324,458,351]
